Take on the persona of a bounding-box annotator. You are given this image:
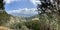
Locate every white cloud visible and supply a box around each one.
[30,0,41,6]
[6,8,38,16]
[4,0,20,4]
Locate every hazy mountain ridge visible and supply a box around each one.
[4,14,39,25]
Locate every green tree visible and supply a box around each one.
[37,0,60,30]
[0,0,10,25]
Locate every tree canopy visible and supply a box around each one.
[37,0,60,30]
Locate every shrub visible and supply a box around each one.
[25,20,40,30]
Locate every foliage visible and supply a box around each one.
[0,0,4,9]
[20,25,29,30]
[9,22,22,29]
[0,0,10,25]
[25,20,40,30]
[37,0,60,30]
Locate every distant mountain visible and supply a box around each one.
[23,14,39,20]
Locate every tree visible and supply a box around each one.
[37,0,60,30]
[0,0,10,25]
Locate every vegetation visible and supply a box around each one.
[0,0,10,25]
[37,0,60,30]
[0,0,60,30]
[25,20,40,30]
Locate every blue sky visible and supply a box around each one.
[4,0,40,17]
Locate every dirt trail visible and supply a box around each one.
[0,26,12,30]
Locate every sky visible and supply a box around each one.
[4,0,40,17]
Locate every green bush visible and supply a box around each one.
[0,12,10,25]
[9,22,22,29]
[25,20,40,30]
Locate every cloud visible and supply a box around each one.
[6,8,38,16]
[4,0,20,4]
[30,0,41,6]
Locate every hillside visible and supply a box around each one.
[0,0,10,25]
